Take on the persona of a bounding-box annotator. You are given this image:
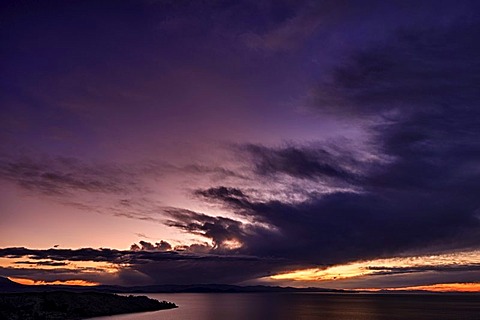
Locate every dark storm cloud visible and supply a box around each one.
[190,187,480,266]
[164,208,251,250]
[160,207,312,283]
[241,144,362,183]
[194,186,444,264]
[122,258,282,285]
[183,14,480,270]
[194,187,254,211]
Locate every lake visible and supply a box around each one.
[90,293,480,320]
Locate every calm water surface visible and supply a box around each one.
[90,293,480,320]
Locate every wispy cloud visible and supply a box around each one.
[0,155,144,196]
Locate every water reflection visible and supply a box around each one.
[91,293,480,320]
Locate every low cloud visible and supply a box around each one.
[130,240,172,252]
[13,260,69,267]
[0,246,278,285]
[367,264,480,276]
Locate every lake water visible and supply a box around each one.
[90,293,480,320]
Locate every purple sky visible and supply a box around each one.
[1,0,480,290]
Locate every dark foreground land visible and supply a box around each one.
[0,291,177,320]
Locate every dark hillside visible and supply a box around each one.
[0,291,176,320]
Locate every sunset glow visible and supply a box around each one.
[1,0,480,292]
[8,277,99,286]
[270,250,480,282]
[360,283,480,293]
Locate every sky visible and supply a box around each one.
[1,0,479,291]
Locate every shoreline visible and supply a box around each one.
[0,291,177,320]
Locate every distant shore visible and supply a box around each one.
[0,291,177,320]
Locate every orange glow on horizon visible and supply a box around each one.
[358,283,480,292]
[8,277,99,286]
[0,257,119,273]
[271,263,366,281]
[270,250,480,282]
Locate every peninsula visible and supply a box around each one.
[0,291,177,320]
